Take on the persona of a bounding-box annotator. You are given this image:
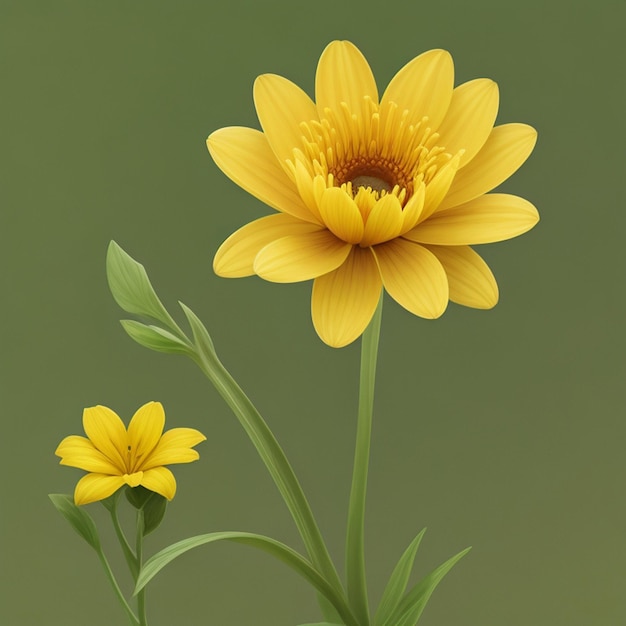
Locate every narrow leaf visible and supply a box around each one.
[179,301,216,356]
[120,320,191,355]
[385,547,471,626]
[374,528,426,626]
[134,532,354,625]
[49,494,101,550]
[106,241,183,335]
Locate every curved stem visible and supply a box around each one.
[109,498,139,580]
[190,347,345,606]
[346,295,384,626]
[96,549,140,626]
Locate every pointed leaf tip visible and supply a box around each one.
[49,493,101,550]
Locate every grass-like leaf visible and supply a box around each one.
[49,494,100,550]
[374,528,426,625]
[106,241,183,336]
[384,547,471,626]
[120,320,191,355]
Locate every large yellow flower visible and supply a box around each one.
[56,402,206,505]
[208,41,539,347]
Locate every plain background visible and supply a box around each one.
[1,1,625,624]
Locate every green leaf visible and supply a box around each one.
[374,528,426,626]
[141,492,167,536]
[297,623,344,625]
[120,320,191,355]
[126,485,153,509]
[134,531,355,626]
[384,547,471,626]
[49,494,101,550]
[106,240,183,335]
[179,301,216,356]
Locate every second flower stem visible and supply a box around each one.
[346,295,383,626]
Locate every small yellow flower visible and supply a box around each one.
[208,41,539,348]
[56,402,206,505]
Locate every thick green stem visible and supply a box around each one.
[190,347,346,613]
[346,296,384,626]
[96,549,140,626]
[136,509,148,626]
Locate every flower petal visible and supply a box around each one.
[439,123,538,210]
[421,154,461,221]
[381,49,454,130]
[254,74,319,171]
[315,40,378,118]
[319,187,364,244]
[214,214,323,278]
[142,428,206,470]
[311,247,382,348]
[372,239,448,318]
[405,194,539,245]
[424,245,499,308]
[207,127,317,223]
[361,193,403,246]
[436,79,499,166]
[74,473,125,506]
[127,402,165,473]
[400,181,426,233]
[82,406,127,471]
[56,435,123,474]
[141,467,177,500]
[254,230,352,283]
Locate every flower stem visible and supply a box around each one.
[136,509,148,626]
[109,496,139,580]
[190,346,347,615]
[346,295,384,626]
[96,548,140,626]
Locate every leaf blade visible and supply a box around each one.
[49,493,101,550]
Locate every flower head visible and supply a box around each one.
[208,41,539,347]
[56,402,206,505]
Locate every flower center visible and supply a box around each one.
[350,174,392,194]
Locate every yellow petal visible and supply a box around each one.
[311,247,382,348]
[74,473,125,506]
[56,435,123,474]
[319,187,364,244]
[436,79,499,166]
[254,230,352,283]
[361,193,403,246]
[124,471,144,488]
[373,239,448,318]
[381,49,454,130]
[424,245,499,308]
[315,40,378,119]
[405,194,539,245]
[141,467,177,500]
[142,428,206,470]
[254,74,319,170]
[420,154,461,221]
[127,402,165,473]
[207,127,317,223]
[400,181,426,233]
[82,406,127,471]
[439,124,538,210]
[214,214,323,278]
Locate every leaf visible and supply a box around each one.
[134,532,353,625]
[374,528,426,626]
[49,494,101,550]
[385,547,471,626]
[297,623,344,625]
[120,320,191,355]
[141,492,167,536]
[106,241,182,335]
[179,301,216,356]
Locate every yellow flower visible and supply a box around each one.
[55,402,206,505]
[208,41,539,348]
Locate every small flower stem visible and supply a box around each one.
[96,548,140,626]
[109,497,139,580]
[346,295,384,626]
[135,509,148,626]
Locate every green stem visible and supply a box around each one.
[136,509,148,626]
[96,548,140,626]
[109,497,139,580]
[346,296,384,626]
[190,347,346,611]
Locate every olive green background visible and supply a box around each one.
[1,1,624,624]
